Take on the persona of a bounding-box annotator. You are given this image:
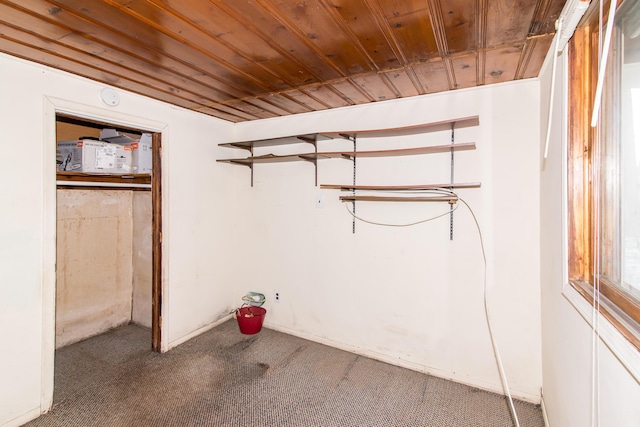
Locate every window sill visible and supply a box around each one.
[563,281,640,383]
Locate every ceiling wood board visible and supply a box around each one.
[517,35,555,79]
[412,60,451,93]
[381,68,422,97]
[450,53,479,90]
[0,0,567,123]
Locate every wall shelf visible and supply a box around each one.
[340,195,459,202]
[217,116,479,187]
[217,116,480,236]
[321,182,481,191]
[217,143,476,166]
[219,133,335,151]
[56,172,151,189]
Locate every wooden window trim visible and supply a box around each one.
[570,280,640,351]
[566,0,640,352]
[567,24,593,285]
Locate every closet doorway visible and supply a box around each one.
[55,114,162,352]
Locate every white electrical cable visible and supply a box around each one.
[591,123,602,427]
[343,190,521,427]
[457,196,521,427]
[591,2,606,423]
[344,195,459,227]
[544,18,563,159]
[591,0,619,127]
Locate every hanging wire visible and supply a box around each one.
[456,196,520,427]
[341,191,521,427]
[591,4,604,426]
[344,199,458,227]
[343,188,458,227]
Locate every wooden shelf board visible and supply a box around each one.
[218,116,479,150]
[325,116,479,140]
[219,133,334,151]
[322,142,475,159]
[340,195,458,202]
[217,153,320,165]
[56,172,151,185]
[321,182,481,190]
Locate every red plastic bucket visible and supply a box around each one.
[235,306,266,334]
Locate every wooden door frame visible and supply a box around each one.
[43,96,168,412]
[151,132,162,352]
[54,116,164,352]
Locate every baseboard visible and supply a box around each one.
[1,407,41,427]
[263,322,541,404]
[168,314,233,350]
[540,393,551,426]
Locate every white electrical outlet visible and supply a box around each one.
[274,290,281,303]
[315,194,324,209]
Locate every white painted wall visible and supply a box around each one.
[0,53,236,427]
[0,48,545,427]
[539,48,640,425]
[230,80,543,401]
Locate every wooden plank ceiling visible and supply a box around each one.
[0,0,566,122]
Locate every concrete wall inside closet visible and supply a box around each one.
[55,122,152,349]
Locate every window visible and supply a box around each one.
[567,0,640,350]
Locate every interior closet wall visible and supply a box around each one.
[132,191,152,328]
[56,189,134,348]
[55,121,152,348]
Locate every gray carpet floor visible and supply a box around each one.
[25,320,544,427]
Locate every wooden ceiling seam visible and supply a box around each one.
[207,0,352,110]
[362,0,426,95]
[99,0,293,95]
[0,35,229,115]
[476,0,488,86]
[23,0,260,102]
[145,0,350,111]
[250,0,382,103]
[318,0,385,73]
[377,72,402,98]
[528,0,556,36]
[268,91,327,113]
[0,0,567,122]
[515,0,557,79]
[315,0,407,102]
[254,0,350,78]
[327,79,377,104]
[147,0,313,92]
[317,0,424,103]
[516,38,538,80]
[194,43,532,110]
[111,0,325,118]
[425,0,457,89]
[0,17,259,111]
[209,0,327,82]
[244,98,297,117]
[183,32,557,112]
[230,0,374,104]
[229,0,378,110]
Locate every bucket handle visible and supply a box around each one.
[233,303,258,318]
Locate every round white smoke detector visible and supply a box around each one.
[100,87,120,107]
